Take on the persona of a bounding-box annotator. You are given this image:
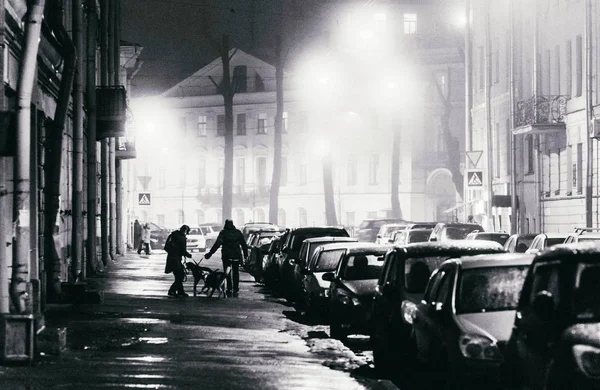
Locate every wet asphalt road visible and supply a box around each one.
[0,251,397,389]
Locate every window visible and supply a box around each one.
[177,210,184,225]
[254,73,265,92]
[347,158,357,186]
[217,114,226,136]
[435,270,454,306]
[555,45,561,95]
[278,208,286,226]
[577,142,583,193]
[281,156,288,186]
[257,113,267,134]
[237,113,246,135]
[298,208,307,226]
[526,135,535,174]
[196,210,204,225]
[556,149,561,194]
[368,154,379,185]
[530,262,561,305]
[566,40,572,97]
[282,112,288,133]
[506,119,511,176]
[198,159,206,188]
[478,46,484,91]
[157,214,165,227]
[178,163,186,188]
[235,157,245,187]
[494,38,500,84]
[567,146,573,195]
[158,168,166,189]
[256,157,267,186]
[179,116,187,136]
[495,122,500,178]
[197,115,207,137]
[403,13,417,35]
[233,65,248,93]
[576,35,583,97]
[254,208,265,222]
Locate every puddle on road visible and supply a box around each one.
[122,318,168,324]
[115,356,170,363]
[139,337,168,344]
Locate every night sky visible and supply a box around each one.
[122,0,337,97]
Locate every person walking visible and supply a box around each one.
[138,223,151,255]
[204,219,248,297]
[164,224,193,297]
[133,219,142,250]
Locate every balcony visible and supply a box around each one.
[96,86,127,139]
[514,95,568,135]
[196,184,271,207]
[115,136,136,159]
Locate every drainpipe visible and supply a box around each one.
[44,0,76,301]
[509,0,518,234]
[115,0,123,255]
[108,0,116,260]
[13,0,46,314]
[86,0,98,276]
[100,0,110,265]
[72,0,84,282]
[484,1,494,231]
[585,0,594,228]
[464,0,472,222]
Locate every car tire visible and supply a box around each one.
[372,334,393,374]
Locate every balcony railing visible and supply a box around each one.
[514,95,568,129]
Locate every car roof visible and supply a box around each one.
[289,226,347,232]
[441,223,484,228]
[535,242,600,262]
[537,232,568,238]
[454,253,535,269]
[302,236,358,244]
[397,240,505,255]
[571,232,600,238]
[510,233,538,239]
[316,242,387,252]
[408,228,433,233]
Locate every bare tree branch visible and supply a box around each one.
[208,75,220,91]
[228,48,238,62]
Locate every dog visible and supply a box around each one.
[185,261,214,296]
[198,266,232,298]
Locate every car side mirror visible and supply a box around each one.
[377,234,382,239]
[532,290,555,321]
[322,272,335,282]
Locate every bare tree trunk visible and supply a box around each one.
[391,120,403,219]
[221,35,233,222]
[269,35,283,225]
[323,154,338,225]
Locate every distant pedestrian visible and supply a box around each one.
[138,223,151,255]
[133,219,142,250]
[467,215,475,223]
[164,225,193,297]
[204,219,248,297]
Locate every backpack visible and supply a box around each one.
[164,233,174,254]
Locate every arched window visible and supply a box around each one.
[298,208,307,226]
[278,208,286,227]
[235,209,245,227]
[525,135,535,174]
[255,208,265,222]
[196,210,204,225]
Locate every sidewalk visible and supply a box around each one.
[0,251,396,389]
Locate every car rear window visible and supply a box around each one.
[342,254,385,280]
[546,238,566,247]
[408,230,432,243]
[476,233,510,245]
[290,230,349,251]
[445,226,481,239]
[573,264,600,321]
[404,256,451,286]
[314,249,346,272]
[188,228,202,235]
[456,266,529,314]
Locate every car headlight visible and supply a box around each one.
[573,345,600,378]
[458,334,502,361]
[337,292,360,306]
[401,300,418,325]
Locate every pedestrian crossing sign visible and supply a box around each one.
[467,170,484,187]
[138,192,151,206]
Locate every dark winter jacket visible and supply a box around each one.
[205,220,248,261]
[164,230,191,274]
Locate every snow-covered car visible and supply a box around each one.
[186,227,207,253]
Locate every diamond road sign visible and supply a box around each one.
[467,170,484,187]
[138,192,151,206]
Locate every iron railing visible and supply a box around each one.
[514,95,568,128]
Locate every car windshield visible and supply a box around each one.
[188,228,202,235]
[446,226,479,239]
[476,233,510,245]
[404,256,451,287]
[546,238,566,247]
[456,266,529,314]
[341,253,385,280]
[314,249,346,272]
[573,264,600,321]
[516,236,535,250]
[408,231,432,243]
[212,225,223,233]
[381,225,404,236]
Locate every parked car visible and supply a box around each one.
[376,223,409,245]
[504,233,537,253]
[393,228,433,246]
[278,227,350,300]
[323,245,391,339]
[356,218,406,242]
[412,253,534,386]
[186,227,207,253]
[563,227,600,244]
[147,222,171,250]
[506,242,600,389]
[429,223,484,242]
[525,233,568,254]
[293,236,358,307]
[370,240,505,372]
[242,222,279,241]
[198,222,223,248]
[301,242,377,318]
[464,231,510,246]
[246,230,280,281]
[263,236,283,288]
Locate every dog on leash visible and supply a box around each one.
[185,261,214,296]
[199,266,232,298]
